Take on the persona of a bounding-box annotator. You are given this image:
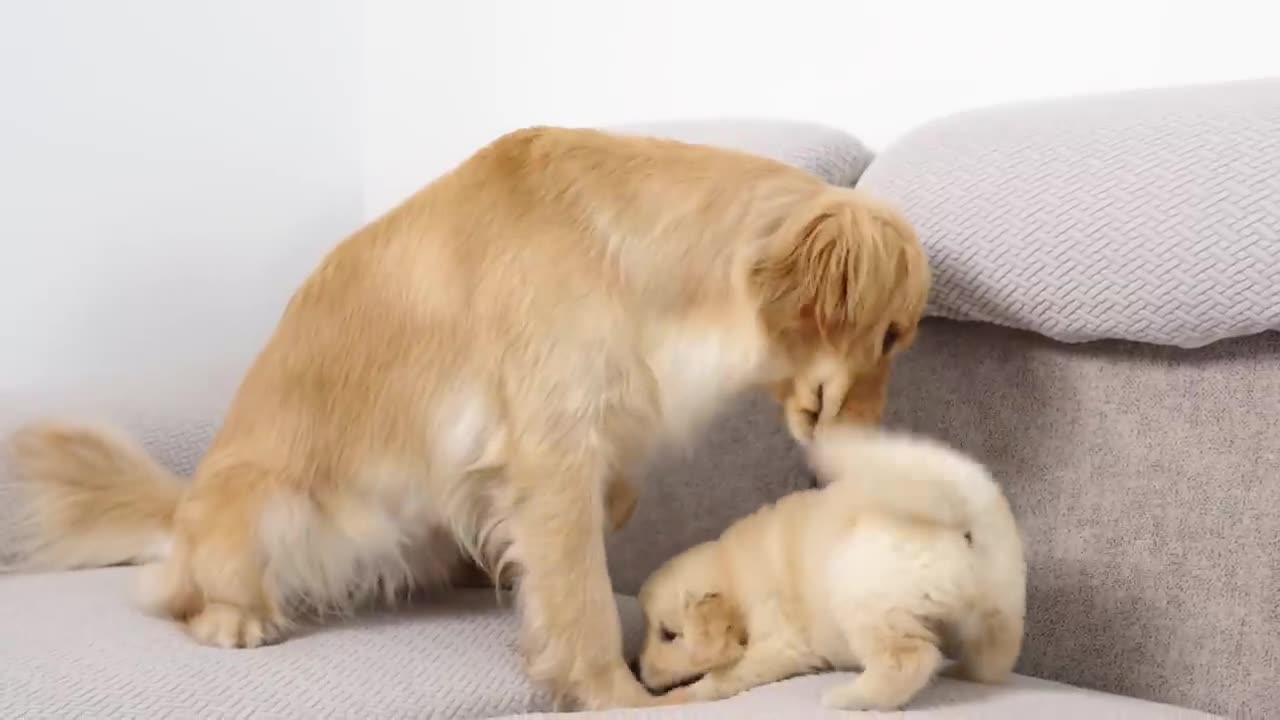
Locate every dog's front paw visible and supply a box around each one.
[571,664,659,710]
[185,602,277,649]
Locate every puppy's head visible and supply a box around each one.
[752,189,930,444]
[635,545,746,693]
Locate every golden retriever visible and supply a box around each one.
[7,127,929,709]
[636,428,1025,710]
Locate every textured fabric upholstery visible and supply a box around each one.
[0,568,1213,719]
[509,675,1213,720]
[883,319,1279,718]
[0,569,557,718]
[859,78,1280,348]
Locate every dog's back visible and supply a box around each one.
[810,428,1026,684]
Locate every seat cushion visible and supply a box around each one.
[508,674,1214,720]
[859,78,1280,348]
[0,567,611,718]
[0,569,545,718]
[1,568,1212,719]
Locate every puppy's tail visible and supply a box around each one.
[808,427,990,530]
[811,427,1026,683]
[4,422,183,572]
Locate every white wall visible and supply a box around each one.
[0,0,362,392]
[5,0,1277,392]
[362,0,1280,217]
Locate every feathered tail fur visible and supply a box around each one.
[4,423,183,572]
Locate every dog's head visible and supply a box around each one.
[635,546,746,693]
[752,189,930,443]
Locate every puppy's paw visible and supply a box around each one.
[648,686,697,706]
[821,681,901,712]
[185,602,276,648]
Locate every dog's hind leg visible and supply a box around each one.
[151,468,287,649]
[949,606,1023,683]
[823,610,944,711]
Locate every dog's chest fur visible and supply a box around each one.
[648,318,774,438]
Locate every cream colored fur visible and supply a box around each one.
[6,127,929,710]
[636,427,1026,711]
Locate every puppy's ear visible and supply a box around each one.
[685,592,748,667]
[690,592,745,639]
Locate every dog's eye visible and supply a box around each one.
[882,326,902,353]
[659,626,678,643]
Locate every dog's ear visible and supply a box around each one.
[751,203,858,339]
[751,194,927,343]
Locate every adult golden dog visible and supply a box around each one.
[7,127,929,709]
[636,428,1026,710]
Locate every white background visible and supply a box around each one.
[0,0,361,390]
[362,0,1280,215]
[3,0,1278,391]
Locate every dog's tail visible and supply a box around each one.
[4,422,183,572]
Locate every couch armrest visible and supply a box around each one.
[607,118,874,187]
[606,391,812,594]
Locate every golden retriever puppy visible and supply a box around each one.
[637,428,1025,711]
[7,127,929,709]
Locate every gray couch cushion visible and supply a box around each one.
[0,569,549,718]
[883,319,1280,717]
[510,674,1213,720]
[0,568,1212,719]
[859,78,1280,348]
[610,118,873,187]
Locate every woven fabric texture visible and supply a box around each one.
[0,567,1213,720]
[859,78,1280,348]
[883,320,1279,718]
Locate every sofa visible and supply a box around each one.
[3,78,1277,718]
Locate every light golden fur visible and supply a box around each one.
[637,428,1026,710]
[6,127,929,709]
